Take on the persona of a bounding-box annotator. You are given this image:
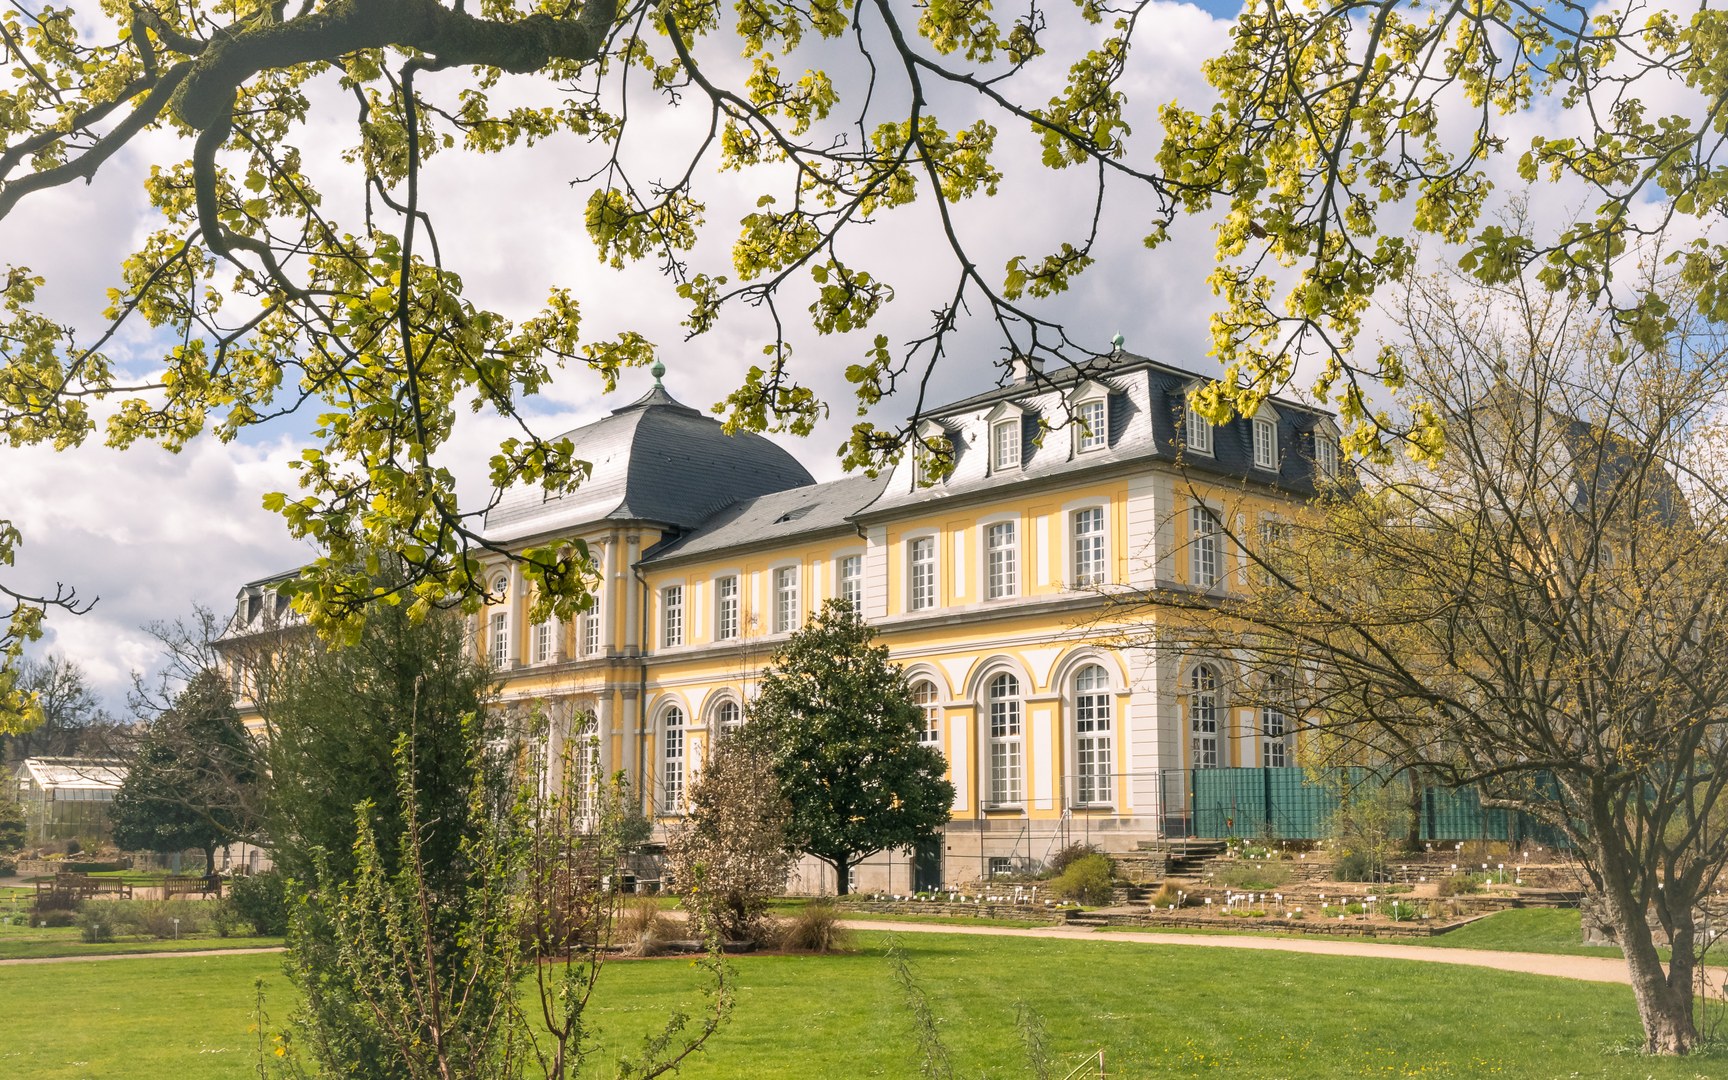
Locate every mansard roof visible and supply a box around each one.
[645,472,890,565]
[860,350,1336,516]
[484,381,816,543]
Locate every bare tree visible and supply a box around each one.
[1133,271,1728,1054]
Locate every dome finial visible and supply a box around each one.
[1111,332,1125,352]
[650,359,666,387]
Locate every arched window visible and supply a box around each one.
[911,680,942,748]
[1190,664,1219,769]
[1262,673,1291,768]
[714,699,743,739]
[1073,665,1113,805]
[661,706,685,812]
[489,574,511,666]
[987,673,1023,805]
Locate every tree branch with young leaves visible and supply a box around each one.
[0,0,1177,647]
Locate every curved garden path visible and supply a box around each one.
[839,918,1728,996]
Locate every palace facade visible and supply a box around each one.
[224,349,1341,892]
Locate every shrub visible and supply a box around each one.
[1050,854,1115,906]
[226,870,290,935]
[777,899,851,953]
[1045,842,1102,878]
[1146,883,1185,909]
[1215,860,1292,890]
[616,896,675,957]
[37,909,76,927]
[1332,850,1388,882]
[210,900,244,938]
[1436,874,1482,897]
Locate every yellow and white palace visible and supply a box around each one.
[225,350,1340,892]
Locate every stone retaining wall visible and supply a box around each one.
[1097,912,1466,938]
[835,900,1067,924]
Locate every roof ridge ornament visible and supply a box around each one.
[651,358,666,388]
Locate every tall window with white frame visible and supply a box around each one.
[992,418,1021,471]
[662,706,685,812]
[1189,505,1220,588]
[569,710,598,828]
[1253,416,1278,469]
[533,616,557,664]
[489,575,511,667]
[773,566,800,633]
[1074,664,1113,805]
[986,521,1017,599]
[1185,404,1213,454]
[1076,398,1107,452]
[1262,673,1291,767]
[582,603,601,657]
[1072,507,1105,587]
[838,555,862,611]
[1190,664,1220,768]
[911,679,942,749]
[988,673,1023,805]
[714,699,743,741]
[908,536,936,611]
[662,585,684,648]
[1314,433,1338,477]
[715,575,740,640]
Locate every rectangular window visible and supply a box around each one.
[838,555,862,610]
[1190,506,1219,589]
[490,611,510,666]
[986,522,1017,599]
[715,575,740,640]
[1253,417,1278,469]
[662,585,684,648]
[773,566,800,633]
[992,419,1021,470]
[1076,398,1107,452]
[1185,406,1213,455]
[909,537,936,611]
[1072,507,1105,587]
[582,605,601,657]
[533,618,557,664]
[1315,435,1338,477]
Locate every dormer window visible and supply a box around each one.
[1251,403,1282,471]
[1315,435,1338,477]
[1185,405,1213,455]
[1253,418,1278,469]
[912,420,951,488]
[1076,398,1107,453]
[992,419,1021,470]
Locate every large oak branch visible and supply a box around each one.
[171,0,618,130]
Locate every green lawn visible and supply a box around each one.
[1102,907,1653,960]
[1,930,1720,1078]
[0,918,284,960]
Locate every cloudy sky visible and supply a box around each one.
[0,0,1655,714]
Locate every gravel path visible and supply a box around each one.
[839,918,1728,995]
[0,945,287,966]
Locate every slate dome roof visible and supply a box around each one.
[484,380,815,542]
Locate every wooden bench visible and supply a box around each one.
[33,873,132,909]
[163,874,222,899]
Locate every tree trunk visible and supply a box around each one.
[829,856,851,896]
[1602,869,1698,1054]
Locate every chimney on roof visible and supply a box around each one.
[1010,355,1043,383]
